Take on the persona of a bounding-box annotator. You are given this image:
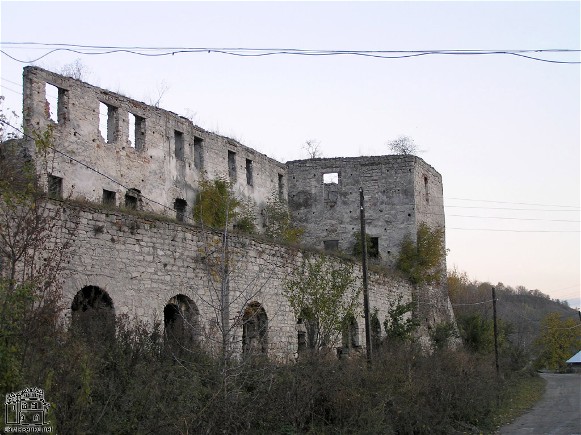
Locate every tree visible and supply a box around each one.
[0,119,79,392]
[283,255,360,353]
[59,59,89,81]
[193,176,255,234]
[302,139,322,158]
[262,192,303,244]
[387,135,418,155]
[383,296,418,342]
[535,312,581,371]
[396,223,446,286]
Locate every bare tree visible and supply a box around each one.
[59,59,89,81]
[303,139,322,158]
[147,81,170,108]
[387,135,419,155]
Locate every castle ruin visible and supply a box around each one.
[12,66,454,359]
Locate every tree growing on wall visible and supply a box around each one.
[193,176,256,234]
[262,192,303,244]
[396,223,447,286]
[302,139,322,159]
[283,255,360,353]
[387,135,419,156]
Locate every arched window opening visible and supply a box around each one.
[297,307,319,354]
[164,295,200,353]
[71,286,115,341]
[242,302,268,355]
[340,314,360,358]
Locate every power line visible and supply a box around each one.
[445,197,579,209]
[1,43,579,64]
[449,227,579,233]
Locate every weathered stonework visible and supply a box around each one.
[56,202,429,360]
[286,156,445,267]
[16,67,456,359]
[23,67,286,224]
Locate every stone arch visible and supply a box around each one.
[340,314,360,356]
[163,294,200,352]
[297,307,318,353]
[242,301,268,355]
[71,285,115,340]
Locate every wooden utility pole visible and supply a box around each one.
[359,188,372,364]
[492,286,499,376]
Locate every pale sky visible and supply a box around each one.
[1,1,579,307]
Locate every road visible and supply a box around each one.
[498,372,581,435]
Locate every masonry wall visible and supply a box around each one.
[286,156,446,268]
[22,67,286,224]
[52,202,452,360]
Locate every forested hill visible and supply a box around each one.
[448,271,580,352]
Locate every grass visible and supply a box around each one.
[490,374,546,431]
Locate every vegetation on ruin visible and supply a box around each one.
[283,254,360,352]
[396,222,447,285]
[193,176,257,234]
[262,192,304,244]
[352,231,380,259]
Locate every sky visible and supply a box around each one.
[1,1,579,307]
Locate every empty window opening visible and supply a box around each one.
[228,150,237,180]
[323,172,339,184]
[423,175,429,204]
[98,102,118,143]
[245,158,253,186]
[278,174,284,199]
[125,188,141,210]
[369,237,379,258]
[193,136,204,169]
[174,130,184,160]
[48,174,63,199]
[71,286,115,342]
[324,240,339,252]
[174,198,187,222]
[127,113,145,150]
[164,294,200,354]
[44,83,68,123]
[102,189,116,206]
[242,302,268,355]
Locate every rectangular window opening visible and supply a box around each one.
[228,150,237,180]
[174,198,187,222]
[245,158,253,186]
[278,174,284,199]
[193,136,204,169]
[323,240,339,252]
[103,189,116,206]
[423,175,429,204]
[48,174,63,199]
[174,130,184,160]
[125,188,141,210]
[369,237,379,258]
[98,102,118,143]
[323,172,339,184]
[128,113,145,150]
[45,83,68,123]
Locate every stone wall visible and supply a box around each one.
[286,156,445,268]
[22,67,286,224]
[53,202,451,360]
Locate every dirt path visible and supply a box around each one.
[497,373,581,435]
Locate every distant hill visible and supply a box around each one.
[448,272,580,351]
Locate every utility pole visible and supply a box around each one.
[359,187,372,365]
[492,286,499,376]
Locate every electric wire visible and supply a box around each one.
[1,44,579,64]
